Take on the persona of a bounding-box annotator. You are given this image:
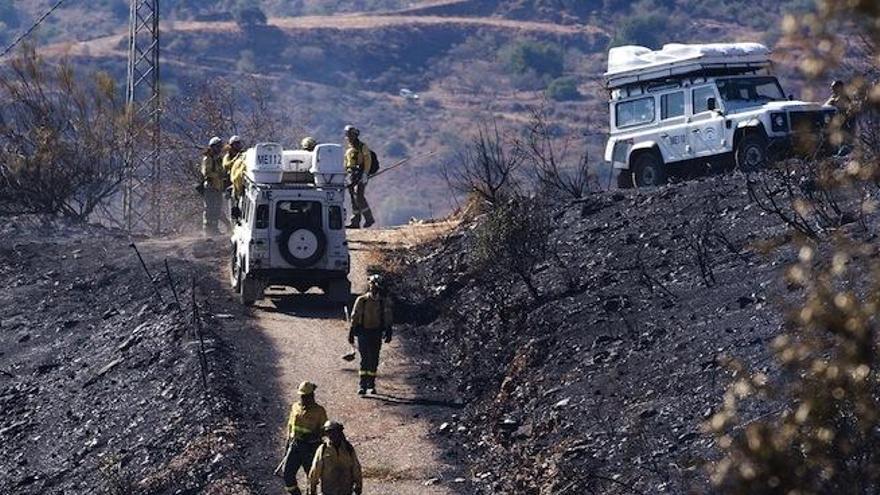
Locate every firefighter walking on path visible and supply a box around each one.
[343,125,376,229]
[200,136,230,235]
[279,381,329,495]
[349,274,393,395]
[308,421,363,495]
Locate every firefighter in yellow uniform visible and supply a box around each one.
[343,125,375,229]
[280,381,328,495]
[200,136,230,235]
[349,274,393,395]
[308,421,362,495]
[825,80,855,155]
[223,135,247,219]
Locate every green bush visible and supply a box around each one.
[546,77,581,101]
[235,7,267,28]
[499,40,564,79]
[609,12,679,48]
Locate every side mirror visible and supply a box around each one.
[707,97,717,111]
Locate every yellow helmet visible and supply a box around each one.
[301,136,317,150]
[297,381,317,395]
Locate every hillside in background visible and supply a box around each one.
[1,0,830,226]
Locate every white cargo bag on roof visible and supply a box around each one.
[245,142,284,183]
[311,144,345,187]
[605,43,771,88]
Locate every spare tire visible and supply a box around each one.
[278,227,326,267]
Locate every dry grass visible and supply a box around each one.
[353,219,460,275]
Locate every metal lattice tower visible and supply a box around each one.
[124,0,161,233]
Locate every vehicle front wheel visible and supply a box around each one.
[617,170,634,189]
[633,152,667,187]
[735,134,769,172]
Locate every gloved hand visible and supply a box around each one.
[231,205,241,220]
[383,328,393,344]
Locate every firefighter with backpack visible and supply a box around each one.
[343,125,379,229]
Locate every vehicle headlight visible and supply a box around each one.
[771,112,789,132]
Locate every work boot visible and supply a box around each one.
[366,388,376,395]
[346,222,360,229]
[357,388,367,395]
[362,208,375,228]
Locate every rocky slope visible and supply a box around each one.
[389,171,829,494]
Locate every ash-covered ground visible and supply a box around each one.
[0,218,249,494]
[390,172,838,494]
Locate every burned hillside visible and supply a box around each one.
[0,218,253,494]
[388,169,866,494]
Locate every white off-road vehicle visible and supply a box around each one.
[230,142,350,305]
[604,43,836,188]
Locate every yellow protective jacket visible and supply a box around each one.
[222,150,242,174]
[308,440,362,495]
[287,402,328,443]
[351,291,393,331]
[201,154,226,191]
[227,153,247,198]
[344,141,372,175]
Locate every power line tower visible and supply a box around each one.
[124,0,161,233]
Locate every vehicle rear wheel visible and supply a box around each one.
[325,279,351,304]
[633,152,666,187]
[240,277,261,306]
[735,134,769,172]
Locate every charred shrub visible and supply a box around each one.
[518,106,593,199]
[472,198,552,303]
[0,47,127,220]
[442,121,524,207]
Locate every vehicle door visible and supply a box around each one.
[689,85,727,157]
[656,90,690,163]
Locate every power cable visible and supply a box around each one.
[1,0,73,58]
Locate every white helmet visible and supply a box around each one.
[343,125,359,137]
[208,136,222,147]
[229,135,242,145]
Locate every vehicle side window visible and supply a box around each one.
[692,87,716,114]
[615,97,655,128]
[255,204,269,229]
[661,92,685,119]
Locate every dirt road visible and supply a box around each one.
[230,226,468,494]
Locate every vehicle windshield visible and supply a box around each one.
[716,77,785,110]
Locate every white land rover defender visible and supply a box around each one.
[604,43,836,188]
[230,142,350,305]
